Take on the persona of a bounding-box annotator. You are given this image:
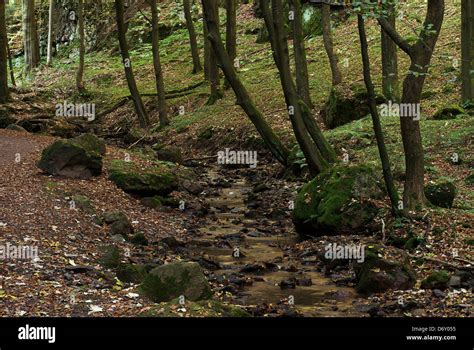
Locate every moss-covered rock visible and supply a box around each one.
[156,146,183,164]
[130,231,148,246]
[433,105,465,120]
[38,134,105,179]
[420,270,450,290]
[355,252,416,295]
[71,194,95,214]
[139,298,250,317]
[293,164,384,236]
[108,160,177,197]
[197,126,214,140]
[322,85,385,129]
[139,262,212,302]
[98,245,120,269]
[103,211,134,238]
[116,263,156,283]
[0,108,16,128]
[424,180,456,208]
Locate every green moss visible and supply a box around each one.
[433,105,465,120]
[108,160,177,196]
[420,270,450,290]
[293,164,382,235]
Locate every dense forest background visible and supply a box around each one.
[0,0,472,317]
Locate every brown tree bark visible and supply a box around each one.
[225,0,237,89]
[7,42,16,87]
[358,14,400,215]
[271,0,328,176]
[461,0,473,103]
[321,2,341,86]
[201,0,289,166]
[378,0,445,210]
[46,0,53,66]
[76,0,86,93]
[203,0,222,105]
[183,0,202,73]
[0,1,8,103]
[149,0,169,127]
[289,0,312,108]
[381,3,399,101]
[23,0,40,77]
[115,0,149,128]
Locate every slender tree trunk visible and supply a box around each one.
[23,0,40,77]
[379,0,445,210]
[358,14,399,215]
[0,1,8,103]
[203,9,210,81]
[76,0,85,92]
[183,0,202,73]
[149,0,169,127]
[46,0,53,66]
[381,3,399,101]
[225,0,237,89]
[321,3,341,86]
[271,0,328,176]
[289,0,312,108]
[203,0,222,105]
[263,0,335,165]
[461,0,473,102]
[201,0,289,166]
[7,42,16,87]
[115,0,149,128]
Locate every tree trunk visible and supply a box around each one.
[201,0,289,166]
[115,0,149,128]
[461,0,473,102]
[358,14,400,215]
[0,1,8,103]
[225,0,237,89]
[149,0,169,127]
[379,0,445,210]
[321,3,341,86]
[203,8,210,81]
[381,3,399,101]
[183,0,202,73]
[46,0,53,66]
[23,0,40,77]
[7,42,16,87]
[204,0,222,105]
[271,0,328,176]
[289,0,312,108]
[76,0,85,93]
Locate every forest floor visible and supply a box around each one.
[0,2,472,317]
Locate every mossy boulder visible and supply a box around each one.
[71,194,95,214]
[38,133,105,179]
[130,231,148,246]
[103,211,134,238]
[293,164,384,236]
[355,251,416,295]
[420,270,450,290]
[424,180,456,208]
[322,85,385,129]
[139,262,212,303]
[433,105,465,120]
[156,146,183,164]
[139,298,250,317]
[116,263,156,284]
[108,160,177,197]
[0,108,16,128]
[98,245,120,269]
